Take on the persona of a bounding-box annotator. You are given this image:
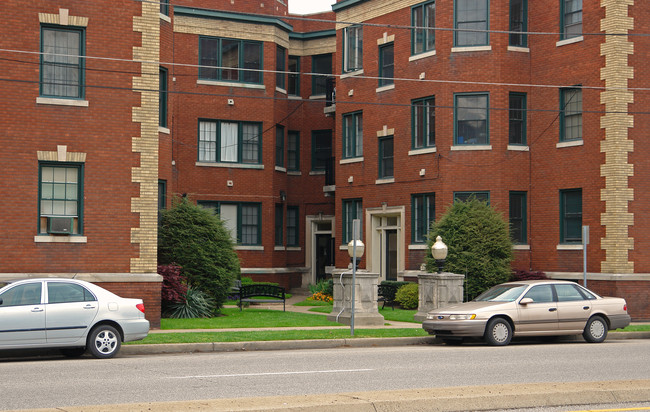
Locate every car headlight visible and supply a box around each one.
[449,314,476,320]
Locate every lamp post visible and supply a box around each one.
[347,219,364,336]
[431,236,448,274]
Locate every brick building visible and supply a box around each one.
[2,0,649,322]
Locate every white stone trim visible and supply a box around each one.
[197,80,265,90]
[36,97,89,107]
[556,139,584,148]
[34,235,87,243]
[409,147,437,156]
[451,144,492,151]
[409,49,436,62]
[451,45,492,53]
[556,36,584,47]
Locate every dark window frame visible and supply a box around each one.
[509,191,527,244]
[288,55,300,96]
[454,191,490,204]
[509,92,527,145]
[343,25,363,73]
[412,193,435,244]
[560,87,582,142]
[378,135,394,179]
[560,0,582,40]
[276,125,285,168]
[198,201,262,245]
[312,53,332,96]
[509,0,527,47]
[454,0,490,47]
[287,206,299,246]
[342,198,363,243]
[411,1,436,55]
[378,43,394,87]
[198,36,263,84]
[197,119,263,164]
[38,162,84,235]
[342,111,363,159]
[40,25,85,99]
[159,67,168,128]
[276,45,286,90]
[454,92,489,145]
[560,188,582,244]
[412,96,436,149]
[287,130,300,171]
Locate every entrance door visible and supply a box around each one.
[385,229,398,281]
[315,234,332,282]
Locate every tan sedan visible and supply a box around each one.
[421,280,631,346]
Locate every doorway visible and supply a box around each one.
[315,234,332,282]
[384,229,398,281]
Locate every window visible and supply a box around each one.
[198,120,261,164]
[343,25,363,73]
[454,191,489,203]
[378,43,394,87]
[343,199,363,243]
[39,163,83,235]
[412,1,436,55]
[509,93,526,145]
[47,282,96,304]
[288,56,300,96]
[560,189,582,243]
[555,284,587,302]
[454,0,489,47]
[160,0,170,15]
[287,206,299,246]
[158,179,167,210]
[288,131,300,171]
[561,0,582,40]
[312,54,332,96]
[509,191,527,244]
[276,125,285,168]
[455,93,489,145]
[159,67,168,128]
[412,96,435,149]
[560,88,582,142]
[276,46,286,90]
[379,136,394,179]
[275,204,284,246]
[199,37,262,84]
[412,193,435,244]
[342,112,363,159]
[509,0,527,47]
[523,285,554,303]
[0,283,42,307]
[199,201,262,245]
[40,26,84,98]
[312,130,332,171]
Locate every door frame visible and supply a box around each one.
[366,205,405,281]
[305,214,335,287]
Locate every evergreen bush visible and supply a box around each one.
[395,283,419,310]
[425,197,513,300]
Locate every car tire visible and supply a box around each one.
[60,348,86,358]
[485,318,512,346]
[88,325,122,359]
[583,315,608,343]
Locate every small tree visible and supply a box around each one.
[425,197,513,300]
[158,197,240,312]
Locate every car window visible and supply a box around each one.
[47,282,97,304]
[474,285,527,302]
[0,283,42,306]
[555,284,586,302]
[522,285,554,303]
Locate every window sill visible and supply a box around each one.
[507,46,530,53]
[235,245,264,251]
[276,87,287,94]
[408,244,429,250]
[309,170,326,175]
[275,166,287,173]
[556,139,583,149]
[513,244,531,250]
[341,69,364,79]
[274,246,286,251]
[409,49,436,62]
[197,80,265,90]
[408,147,437,156]
[37,97,89,107]
[376,84,395,93]
[159,13,171,23]
[35,235,87,243]
[556,36,584,47]
[287,170,302,176]
[288,95,302,100]
[286,246,301,251]
[196,162,264,170]
[451,144,492,151]
[557,244,583,250]
[340,157,364,165]
[451,45,492,53]
[309,94,326,100]
[375,177,394,185]
[507,144,529,151]
[158,126,170,134]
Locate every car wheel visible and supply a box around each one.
[583,316,608,343]
[88,325,121,359]
[485,318,512,346]
[60,348,86,358]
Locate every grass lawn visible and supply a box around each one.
[162,308,340,329]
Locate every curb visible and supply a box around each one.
[122,331,649,356]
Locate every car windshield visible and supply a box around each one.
[473,285,527,302]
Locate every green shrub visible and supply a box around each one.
[163,286,216,318]
[309,279,333,297]
[425,197,513,300]
[158,197,241,312]
[395,283,419,309]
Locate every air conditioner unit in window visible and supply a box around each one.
[48,216,73,235]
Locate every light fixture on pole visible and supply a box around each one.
[431,235,448,274]
[347,220,364,336]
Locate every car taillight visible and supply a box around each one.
[624,304,627,312]
[136,303,145,314]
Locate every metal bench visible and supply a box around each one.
[378,284,398,310]
[238,284,286,311]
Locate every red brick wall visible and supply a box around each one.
[577,280,650,321]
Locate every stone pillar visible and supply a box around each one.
[327,271,384,326]
[415,272,465,322]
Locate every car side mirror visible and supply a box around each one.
[519,298,533,305]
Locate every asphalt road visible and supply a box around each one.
[2,340,650,411]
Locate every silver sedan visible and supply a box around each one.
[0,278,149,358]
[422,280,631,346]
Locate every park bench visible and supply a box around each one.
[377,284,398,310]
[239,283,286,311]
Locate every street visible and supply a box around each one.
[2,340,650,411]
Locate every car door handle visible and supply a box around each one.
[583,306,590,310]
[84,304,97,309]
[548,308,557,312]
[31,307,44,312]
